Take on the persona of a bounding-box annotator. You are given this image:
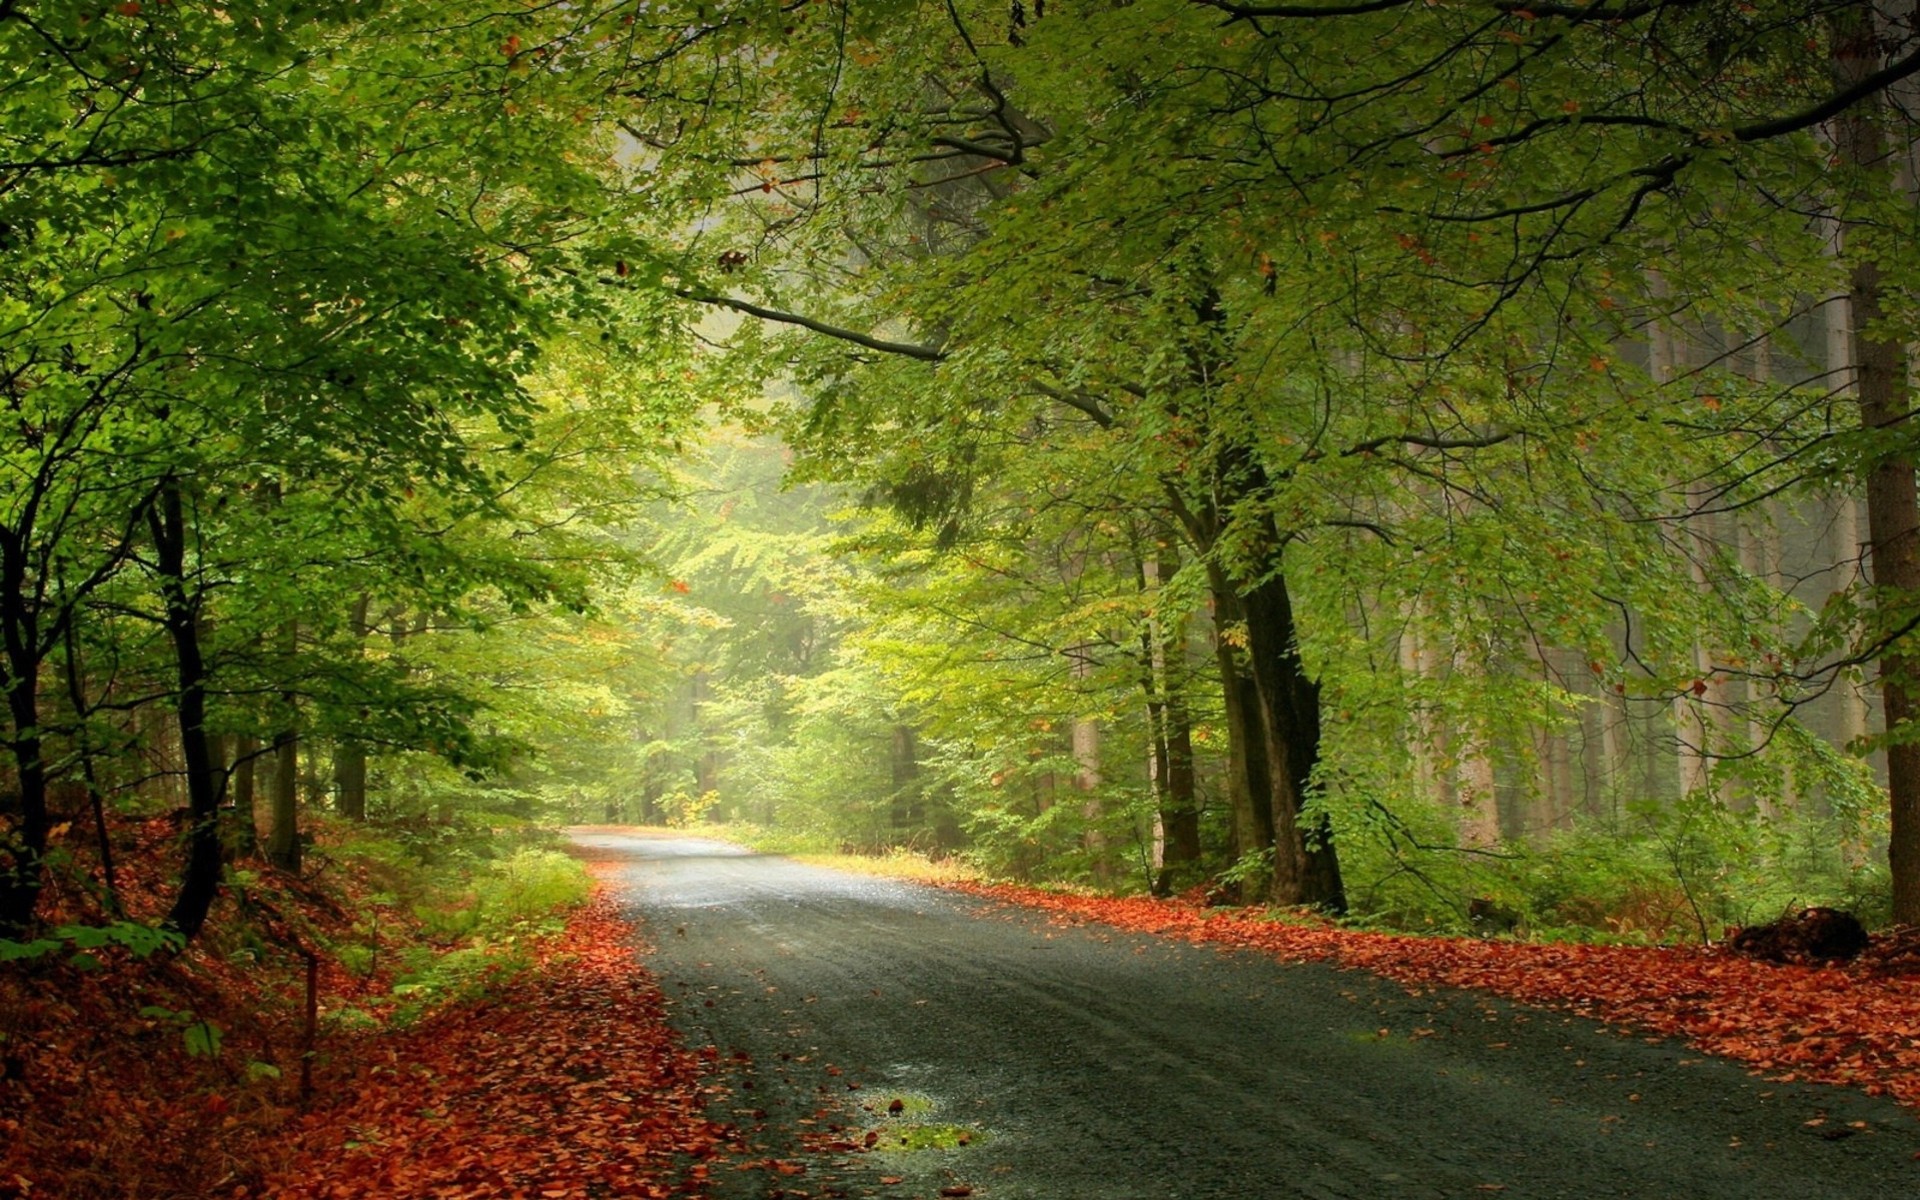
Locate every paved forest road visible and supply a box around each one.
[578,830,1920,1200]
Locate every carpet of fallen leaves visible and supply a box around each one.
[946,880,1920,1110]
[0,827,738,1200]
[253,871,735,1200]
[0,817,396,1200]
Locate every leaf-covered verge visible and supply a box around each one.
[256,866,732,1200]
[945,881,1920,1113]
[0,826,727,1200]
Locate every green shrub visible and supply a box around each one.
[473,849,591,935]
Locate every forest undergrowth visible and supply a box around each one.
[0,823,729,1200]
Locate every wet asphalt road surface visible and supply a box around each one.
[578,830,1920,1200]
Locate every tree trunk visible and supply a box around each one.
[1833,5,1920,924]
[150,480,224,939]
[1141,552,1200,894]
[335,593,371,821]
[334,740,367,822]
[1070,645,1109,883]
[0,639,47,935]
[266,618,301,872]
[61,618,119,912]
[889,723,921,840]
[1238,562,1346,911]
[1210,580,1274,896]
[267,729,300,871]
[231,735,259,856]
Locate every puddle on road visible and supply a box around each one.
[857,1089,991,1157]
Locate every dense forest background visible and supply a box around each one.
[9,0,1920,954]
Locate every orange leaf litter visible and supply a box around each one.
[946,880,1920,1111]
[252,866,734,1200]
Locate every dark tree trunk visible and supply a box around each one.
[1833,5,1920,925]
[267,728,300,872]
[266,620,301,870]
[334,741,367,822]
[1238,563,1345,911]
[0,664,47,935]
[150,480,224,940]
[1172,437,1344,909]
[1160,680,1201,876]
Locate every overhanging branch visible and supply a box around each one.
[679,290,945,362]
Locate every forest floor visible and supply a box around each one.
[0,824,734,1200]
[588,827,1920,1200]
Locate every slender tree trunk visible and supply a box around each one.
[889,723,920,841]
[61,618,119,913]
[149,480,223,939]
[1210,580,1273,895]
[1834,6,1920,924]
[1449,641,1502,848]
[1070,645,1109,883]
[265,618,300,871]
[1141,553,1200,894]
[334,594,371,822]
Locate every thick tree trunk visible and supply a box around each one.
[267,730,300,871]
[0,665,47,935]
[1174,449,1342,907]
[1833,7,1920,924]
[334,741,367,822]
[150,480,224,940]
[1238,564,1345,911]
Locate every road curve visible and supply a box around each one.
[578,829,1920,1200]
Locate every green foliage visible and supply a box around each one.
[474,850,593,935]
[137,1006,224,1060]
[0,922,184,964]
[316,822,591,1019]
[1338,787,1888,943]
